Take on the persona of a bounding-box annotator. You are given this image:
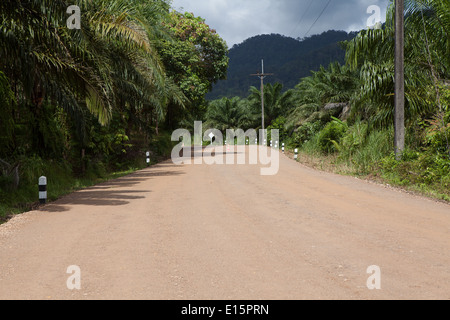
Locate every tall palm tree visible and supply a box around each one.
[248,83,294,128]
[344,0,449,127]
[0,0,185,151]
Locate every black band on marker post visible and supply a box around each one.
[39,176,47,204]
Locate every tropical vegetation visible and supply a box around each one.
[206,0,450,200]
[0,0,228,219]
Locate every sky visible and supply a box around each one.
[170,0,390,48]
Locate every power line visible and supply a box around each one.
[290,0,315,38]
[303,0,333,38]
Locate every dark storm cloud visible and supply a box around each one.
[171,0,390,47]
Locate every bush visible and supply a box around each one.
[150,132,176,159]
[267,116,287,143]
[317,117,348,154]
[351,128,393,173]
[340,121,369,156]
[288,121,323,148]
[378,148,450,199]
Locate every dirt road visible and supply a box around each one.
[0,147,449,300]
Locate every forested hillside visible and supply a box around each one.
[208,31,357,99]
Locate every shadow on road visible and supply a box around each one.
[39,166,185,213]
[40,189,151,212]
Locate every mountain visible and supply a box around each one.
[207,30,358,100]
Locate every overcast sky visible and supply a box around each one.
[171,0,390,48]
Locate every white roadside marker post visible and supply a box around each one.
[39,176,47,204]
[282,143,285,153]
[294,148,299,160]
[146,151,150,166]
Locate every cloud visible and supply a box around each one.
[171,0,390,47]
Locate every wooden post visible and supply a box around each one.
[395,0,405,160]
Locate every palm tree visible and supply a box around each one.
[344,0,449,127]
[248,83,294,128]
[285,62,358,130]
[0,0,185,152]
[206,97,255,132]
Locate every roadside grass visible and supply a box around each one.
[284,121,450,203]
[289,149,450,203]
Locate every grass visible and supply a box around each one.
[286,124,450,204]
[288,149,450,204]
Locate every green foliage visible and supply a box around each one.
[339,121,369,155]
[0,155,72,216]
[248,83,294,127]
[345,0,450,127]
[0,1,229,219]
[284,62,357,134]
[0,0,189,164]
[378,150,450,200]
[267,116,287,143]
[157,11,229,128]
[317,117,348,154]
[424,115,450,156]
[206,97,255,131]
[0,72,15,154]
[347,128,393,173]
[149,132,177,159]
[206,82,295,133]
[425,84,450,157]
[287,121,323,149]
[330,121,394,173]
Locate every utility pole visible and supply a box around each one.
[251,60,274,138]
[395,0,405,160]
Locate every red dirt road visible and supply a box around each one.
[0,147,449,300]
